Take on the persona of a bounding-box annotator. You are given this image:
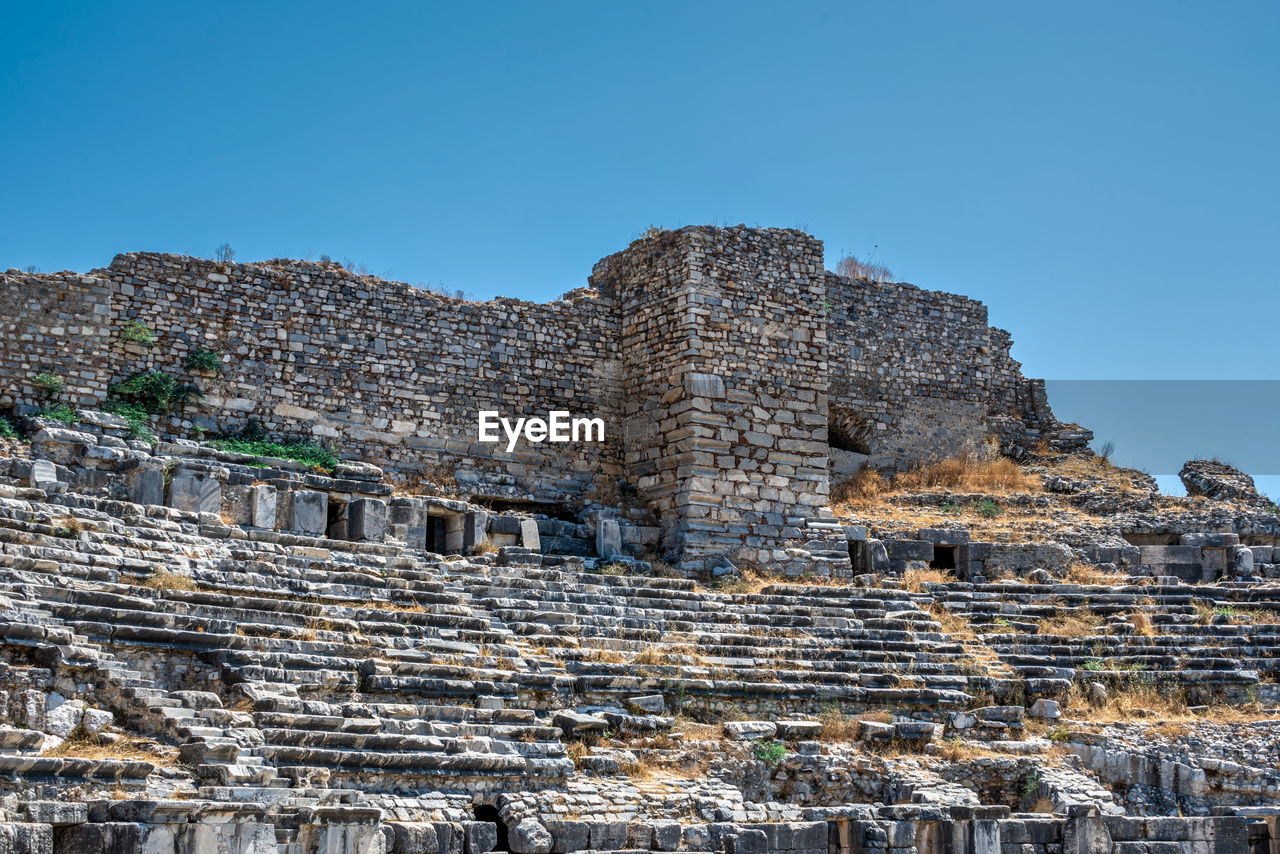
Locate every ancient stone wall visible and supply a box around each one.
[1,255,624,505]
[592,227,830,566]
[825,273,1053,471]
[2,226,1067,566]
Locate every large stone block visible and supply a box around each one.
[519,518,541,551]
[348,498,388,542]
[128,467,164,506]
[169,471,222,514]
[289,490,328,535]
[250,485,277,529]
[596,519,622,559]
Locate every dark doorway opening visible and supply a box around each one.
[850,540,872,574]
[426,515,449,553]
[930,545,957,571]
[326,498,347,540]
[473,805,508,852]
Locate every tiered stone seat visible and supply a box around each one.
[924,581,1279,702]
[451,565,979,715]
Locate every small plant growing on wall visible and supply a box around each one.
[29,371,64,396]
[0,415,20,440]
[39,404,77,424]
[184,348,223,374]
[753,740,787,764]
[102,401,156,442]
[119,321,157,346]
[108,371,201,414]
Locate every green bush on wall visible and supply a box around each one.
[184,348,222,373]
[29,372,64,395]
[108,371,201,415]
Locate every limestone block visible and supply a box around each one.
[128,467,164,506]
[251,485,277,529]
[596,519,622,559]
[464,821,498,854]
[348,498,388,542]
[774,720,822,739]
[723,720,776,740]
[552,711,607,736]
[651,821,682,852]
[169,471,222,514]
[587,822,626,851]
[28,459,59,489]
[390,823,439,854]
[510,819,552,854]
[463,510,490,552]
[545,820,589,853]
[519,518,541,551]
[289,490,328,536]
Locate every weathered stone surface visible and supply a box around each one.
[289,490,328,535]
[510,819,552,854]
[169,471,222,514]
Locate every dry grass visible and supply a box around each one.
[893,456,1037,494]
[471,537,498,555]
[632,644,707,668]
[927,603,977,640]
[818,707,863,741]
[48,729,176,767]
[933,739,1007,761]
[581,647,629,664]
[832,469,888,504]
[143,569,198,591]
[1128,612,1156,637]
[1061,679,1273,724]
[617,755,663,781]
[1038,611,1099,637]
[1062,564,1124,586]
[902,568,955,592]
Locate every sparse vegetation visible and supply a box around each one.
[902,568,954,592]
[108,371,201,414]
[214,242,236,263]
[1062,563,1122,585]
[0,415,20,439]
[30,371,64,394]
[836,254,894,283]
[1038,610,1099,637]
[102,400,155,441]
[143,569,199,591]
[119,321,157,346]
[184,347,223,373]
[753,740,787,764]
[209,437,339,473]
[39,403,78,424]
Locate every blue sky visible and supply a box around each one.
[2,1,1276,493]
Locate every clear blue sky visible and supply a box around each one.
[2,2,1276,491]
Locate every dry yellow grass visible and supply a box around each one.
[632,644,707,667]
[471,537,498,555]
[902,568,955,592]
[818,707,863,741]
[1038,611,1099,637]
[927,603,976,640]
[48,731,176,767]
[893,456,1037,494]
[1128,612,1156,637]
[143,570,198,591]
[1062,680,1272,724]
[932,739,1007,761]
[1062,564,1124,585]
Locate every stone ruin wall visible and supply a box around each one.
[591,228,830,564]
[0,253,624,506]
[826,272,1056,472]
[1,226,1065,565]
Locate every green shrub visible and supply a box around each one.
[753,740,787,764]
[120,321,157,345]
[0,415,19,439]
[209,437,339,472]
[976,499,1003,518]
[39,404,77,424]
[102,400,155,442]
[30,372,64,394]
[184,348,222,373]
[108,371,201,414]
